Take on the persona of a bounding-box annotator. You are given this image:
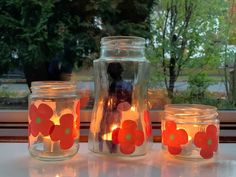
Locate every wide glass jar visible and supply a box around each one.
[88,36,151,156]
[28,81,80,161]
[162,104,219,160]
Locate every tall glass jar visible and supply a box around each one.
[88,36,151,156]
[28,81,80,161]
[162,104,219,160]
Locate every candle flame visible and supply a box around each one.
[102,124,119,141]
[111,124,118,131]
[131,106,136,111]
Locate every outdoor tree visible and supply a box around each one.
[0,0,153,89]
[220,0,236,103]
[149,0,226,97]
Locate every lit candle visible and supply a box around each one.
[43,136,60,153]
[102,124,118,141]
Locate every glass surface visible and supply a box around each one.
[88,36,151,156]
[162,104,219,160]
[0,0,236,114]
[28,81,80,161]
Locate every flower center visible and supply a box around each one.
[65,128,71,135]
[36,117,41,124]
[169,134,175,141]
[125,134,132,141]
[207,139,212,145]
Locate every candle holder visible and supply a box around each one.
[88,36,151,156]
[28,81,80,161]
[162,104,219,160]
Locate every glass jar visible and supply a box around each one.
[28,81,80,161]
[88,36,151,156]
[162,104,219,160]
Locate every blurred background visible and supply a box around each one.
[0,0,236,110]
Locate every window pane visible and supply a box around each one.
[0,0,236,112]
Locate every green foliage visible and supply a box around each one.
[172,90,236,109]
[149,0,228,94]
[187,72,212,99]
[0,0,153,77]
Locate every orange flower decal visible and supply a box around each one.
[29,103,54,137]
[50,114,75,150]
[144,110,152,137]
[194,125,218,159]
[162,121,188,155]
[112,120,144,154]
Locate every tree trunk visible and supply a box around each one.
[168,57,176,98]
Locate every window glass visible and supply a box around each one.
[0,0,235,111]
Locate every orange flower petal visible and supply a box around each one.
[29,104,38,121]
[135,130,144,146]
[206,125,217,137]
[60,137,74,150]
[120,143,135,154]
[165,121,176,130]
[122,120,137,129]
[168,146,182,155]
[112,128,120,144]
[200,149,214,159]
[40,121,54,136]
[176,129,188,145]
[38,103,53,120]
[118,128,136,144]
[60,114,74,128]
[194,132,207,148]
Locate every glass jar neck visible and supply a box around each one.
[100,36,145,59]
[31,81,77,97]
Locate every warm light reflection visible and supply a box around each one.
[102,124,119,141]
[121,106,139,122]
[130,106,136,111]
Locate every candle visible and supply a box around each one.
[43,136,60,153]
[102,124,118,141]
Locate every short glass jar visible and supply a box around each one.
[28,81,80,161]
[162,104,219,160]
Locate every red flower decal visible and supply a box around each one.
[50,114,75,150]
[144,110,152,137]
[194,125,218,159]
[162,121,188,155]
[29,103,54,137]
[112,120,144,154]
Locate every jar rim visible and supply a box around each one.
[101,36,145,42]
[101,36,145,49]
[31,81,76,93]
[164,104,218,118]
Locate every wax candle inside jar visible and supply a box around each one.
[43,113,60,153]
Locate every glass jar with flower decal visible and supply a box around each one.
[162,104,219,160]
[28,81,80,161]
[88,36,151,156]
